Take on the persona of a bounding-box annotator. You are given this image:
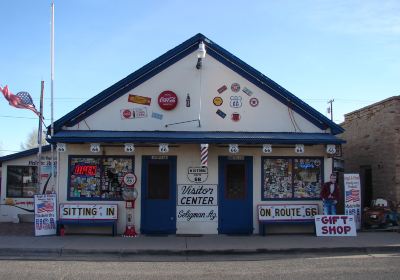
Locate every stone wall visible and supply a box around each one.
[340,96,400,204]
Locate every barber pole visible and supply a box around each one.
[200,144,209,167]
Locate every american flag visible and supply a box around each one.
[0,85,41,117]
[37,202,54,213]
[346,189,360,203]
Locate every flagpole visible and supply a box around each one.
[38,81,44,193]
[50,1,55,194]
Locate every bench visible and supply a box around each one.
[58,219,117,236]
[259,219,315,235]
[257,204,319,235]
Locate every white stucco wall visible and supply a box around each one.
[68,52,325,133]
[56,143,330,234]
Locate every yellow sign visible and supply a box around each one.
[128,94,151,106]
[213,97,223,106]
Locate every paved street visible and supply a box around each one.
[0,253,399,280]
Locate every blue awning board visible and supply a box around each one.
[48,131,345,145]
[50,33,344,135]
[0,145,52,164]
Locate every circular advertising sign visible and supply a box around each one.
[158,91,178,111]
[123,173,137,187]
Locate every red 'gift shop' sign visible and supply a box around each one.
[158,91,178,110]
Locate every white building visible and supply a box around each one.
[1,34,344,234]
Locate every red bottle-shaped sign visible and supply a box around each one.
[158,91,178,110]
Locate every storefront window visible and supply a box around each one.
[262,157,323,200]
[7,166,39,197]
[69,156,134,200]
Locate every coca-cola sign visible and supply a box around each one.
[158,91,178,110]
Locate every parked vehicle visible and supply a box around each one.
[363,198,400,228]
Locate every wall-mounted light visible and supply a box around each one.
[196,41,206,69]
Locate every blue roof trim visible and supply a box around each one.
[50,33,344,135]
[0,145,52,164]
[47,131,345,145]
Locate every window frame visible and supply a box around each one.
[6,165,39,198]
[261,156,324,201]
[67,155,135,201]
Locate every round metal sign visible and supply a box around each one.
[123,173,137,187]
[158,91,178,111]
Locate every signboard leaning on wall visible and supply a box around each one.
[34,194,57,236]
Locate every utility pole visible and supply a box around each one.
[327,99,334,121]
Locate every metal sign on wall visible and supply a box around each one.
[187,167,208,183]
[258,204,319,221]
[177,184,218,222]
[59,204,118,220]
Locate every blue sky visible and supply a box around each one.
[1,0,399,155]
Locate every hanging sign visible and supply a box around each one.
[315,215,357,236]
[187,167,208,183]
[229,144,239,154]
[344,173,362,230]
[158,91,178,110]
[159,143,169,153]
[295,144,304,154]
[326,144,336,154]
[34,194,57,236]
[124,143,135,153]
[57,143,66,153]
[90,143,101,153]
[128,94,151,105]
[262,144,272,153]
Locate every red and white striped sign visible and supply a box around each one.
[200,144,209,167]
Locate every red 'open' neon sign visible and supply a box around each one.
[73,165,97,176]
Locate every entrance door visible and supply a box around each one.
[218,156,253,234]
[141,156,177,234]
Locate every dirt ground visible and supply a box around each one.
[0,223,35,236]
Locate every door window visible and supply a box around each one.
[225,163,246,199]
[147,163,170,199]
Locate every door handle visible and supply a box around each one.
[170,217,174,221]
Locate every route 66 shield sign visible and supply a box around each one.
[230,96,242,108]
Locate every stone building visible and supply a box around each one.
[340,96,400,207]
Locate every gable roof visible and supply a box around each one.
[50,33,344,135]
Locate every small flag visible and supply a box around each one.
[1,85,41,117]
[37,202,54,213]
[201,144,209,167]
[346,189,360,203]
